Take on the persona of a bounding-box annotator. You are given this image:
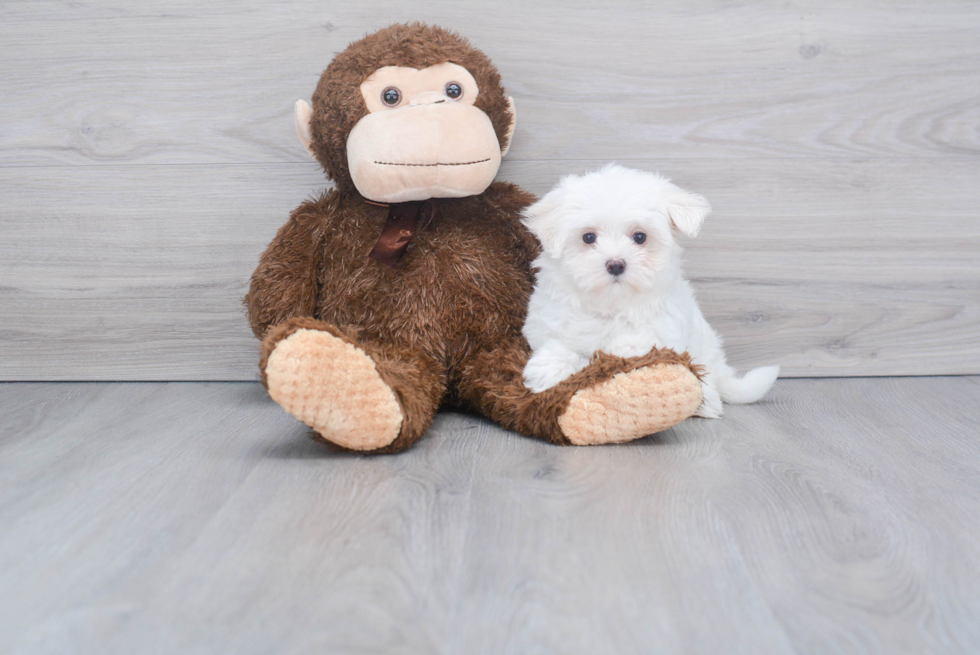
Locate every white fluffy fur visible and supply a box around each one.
[520,164,779,418]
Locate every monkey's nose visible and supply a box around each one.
[408,91,448,107]
[606,260,626,276]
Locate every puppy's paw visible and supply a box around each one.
[523,351,587,393]
[523,359,572,393]
[604,340,651,359]
[695,382,724,418]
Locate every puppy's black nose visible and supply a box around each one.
[606,260,626,276]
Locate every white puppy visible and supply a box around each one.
[520,164,779,418]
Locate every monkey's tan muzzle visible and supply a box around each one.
[346,103,502,203]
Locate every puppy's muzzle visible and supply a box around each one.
[606,260,626,276]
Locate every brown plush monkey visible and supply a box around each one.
[246,24,703,453]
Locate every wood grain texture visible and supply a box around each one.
[1,1,978,164]
[0,378,978,653]
[1,160,976,379]
[1,0,978,379]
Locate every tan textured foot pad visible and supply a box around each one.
[265,329,403,451]
[559,363,702,446]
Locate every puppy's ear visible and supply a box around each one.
[663,183,711,238]
[521,188,567,258]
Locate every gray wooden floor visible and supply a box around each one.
[1,378,978,654]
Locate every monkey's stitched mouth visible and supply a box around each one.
[373,158,492,167]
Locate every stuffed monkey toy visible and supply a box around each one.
[246,24,703,453]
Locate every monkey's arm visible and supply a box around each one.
[245,200,326,339]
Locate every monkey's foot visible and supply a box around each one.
[265,328,403,451]
[558,363,702,446]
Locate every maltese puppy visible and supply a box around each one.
[520,164,779,418]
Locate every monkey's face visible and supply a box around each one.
[298,60,512,204]
[346,62,504,203]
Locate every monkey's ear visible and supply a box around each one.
[294,100,316,159]
[663,183,711,238]
[500,96,517,157]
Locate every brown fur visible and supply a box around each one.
[246,24,701,451]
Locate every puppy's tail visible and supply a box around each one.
[715,365,780,405]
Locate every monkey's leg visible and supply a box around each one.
[260,318,445,453]
[455,336,702,446]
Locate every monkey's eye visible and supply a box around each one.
[381,87,401,106]
[582,232,597,245]
[632,232,647,244]
[444,82,463,100]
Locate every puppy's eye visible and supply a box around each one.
[444,82,463,100]
[382,87,401,106]
[582,232,597,245]
[632,232,647,244]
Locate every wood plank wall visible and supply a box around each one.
[1,1,978,380]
